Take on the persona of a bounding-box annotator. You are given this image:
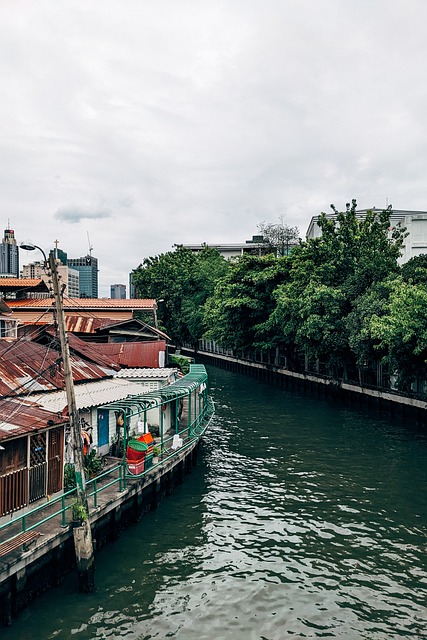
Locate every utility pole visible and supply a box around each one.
[49,252,95,592]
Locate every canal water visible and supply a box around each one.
[3,366,427,639]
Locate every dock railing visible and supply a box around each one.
[0,396,215,552]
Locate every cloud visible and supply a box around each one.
[1,0,427,295]
[54,206,112,223]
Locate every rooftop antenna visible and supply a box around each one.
[87,231,93,256]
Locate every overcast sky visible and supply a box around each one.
[1,1,427,296]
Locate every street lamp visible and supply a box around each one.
[19,241,95,590]
[20,241,47,263]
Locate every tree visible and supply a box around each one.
[132,246,228,347]
[204,254,291,352]
[345,279,392,382]
[258,214,300,256]
[401,254,427,285]
[262,200,407,377]
[370,278,427,391]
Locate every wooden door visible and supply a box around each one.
[47,427,64,495]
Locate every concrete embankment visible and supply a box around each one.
[0,441,200,627]
[184,348,427,423]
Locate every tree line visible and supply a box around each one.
[132,200,427,393]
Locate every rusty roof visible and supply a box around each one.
[7,298,155,309]
[42,327,120,371]
[0,338,114,397]
[0,398,66,441]
[95,340,167,368]
[65,315,116,333]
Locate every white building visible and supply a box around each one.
[21,260,80,296]
[31,369,179,457]
[306,209,427,264]
[177,236,273,260]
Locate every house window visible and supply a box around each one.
[0,319,17,339]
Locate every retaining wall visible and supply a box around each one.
[0,442,200,626]
[186,349,427,424]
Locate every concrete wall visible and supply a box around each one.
[0,441,201,627]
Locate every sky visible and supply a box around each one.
[1,0,427,296]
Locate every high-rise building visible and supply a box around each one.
[111,283,126,299]
[0,228,19,277]
[129,269,139,298]
[21,259,80,297]
[67,255,99,298]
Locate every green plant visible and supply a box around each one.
[169,354,191,375]
[64,463,76,492]
[83,450,103,478]
[153,446,161,457]
[71,500,88,523]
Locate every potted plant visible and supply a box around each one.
[71,500,88,526]
[152,446,161,464]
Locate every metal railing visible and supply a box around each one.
[0,396,215,550]
[0,463,124,549]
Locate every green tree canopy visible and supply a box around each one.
[261,200,407,375]
[370,278,427,391]
[132,245,228,346]
[401,254,427,285]
[204,254,291,351]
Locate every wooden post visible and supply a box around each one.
[49,253,95,592]
[73,522,95,593]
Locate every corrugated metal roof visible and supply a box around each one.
[7,298,155,309]
[115,368,177,379]
[0,339,114,396]
[95,318,170,341]
[95,341,166,368]
[65,315,116,333]
[0,398,66,441]
[31,378,150,413]
[41,328,120,371]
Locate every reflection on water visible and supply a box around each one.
[3,366,427,639]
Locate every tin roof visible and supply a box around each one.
[31,378,150,413]
[41,328,121,371]
[115,368,177,379]
[0,339,114,397]
[7,298,155,310]
[95,341,167,368]
[64,315,117,333]
[0,398,65,441]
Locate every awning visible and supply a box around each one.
[99,364,208,417]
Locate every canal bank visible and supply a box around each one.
[182,348,427,424]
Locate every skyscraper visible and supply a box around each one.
[110,284,126,299]
[0,228,19,278]
[67,255,99,298]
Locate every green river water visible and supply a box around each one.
[3,365,427,639]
